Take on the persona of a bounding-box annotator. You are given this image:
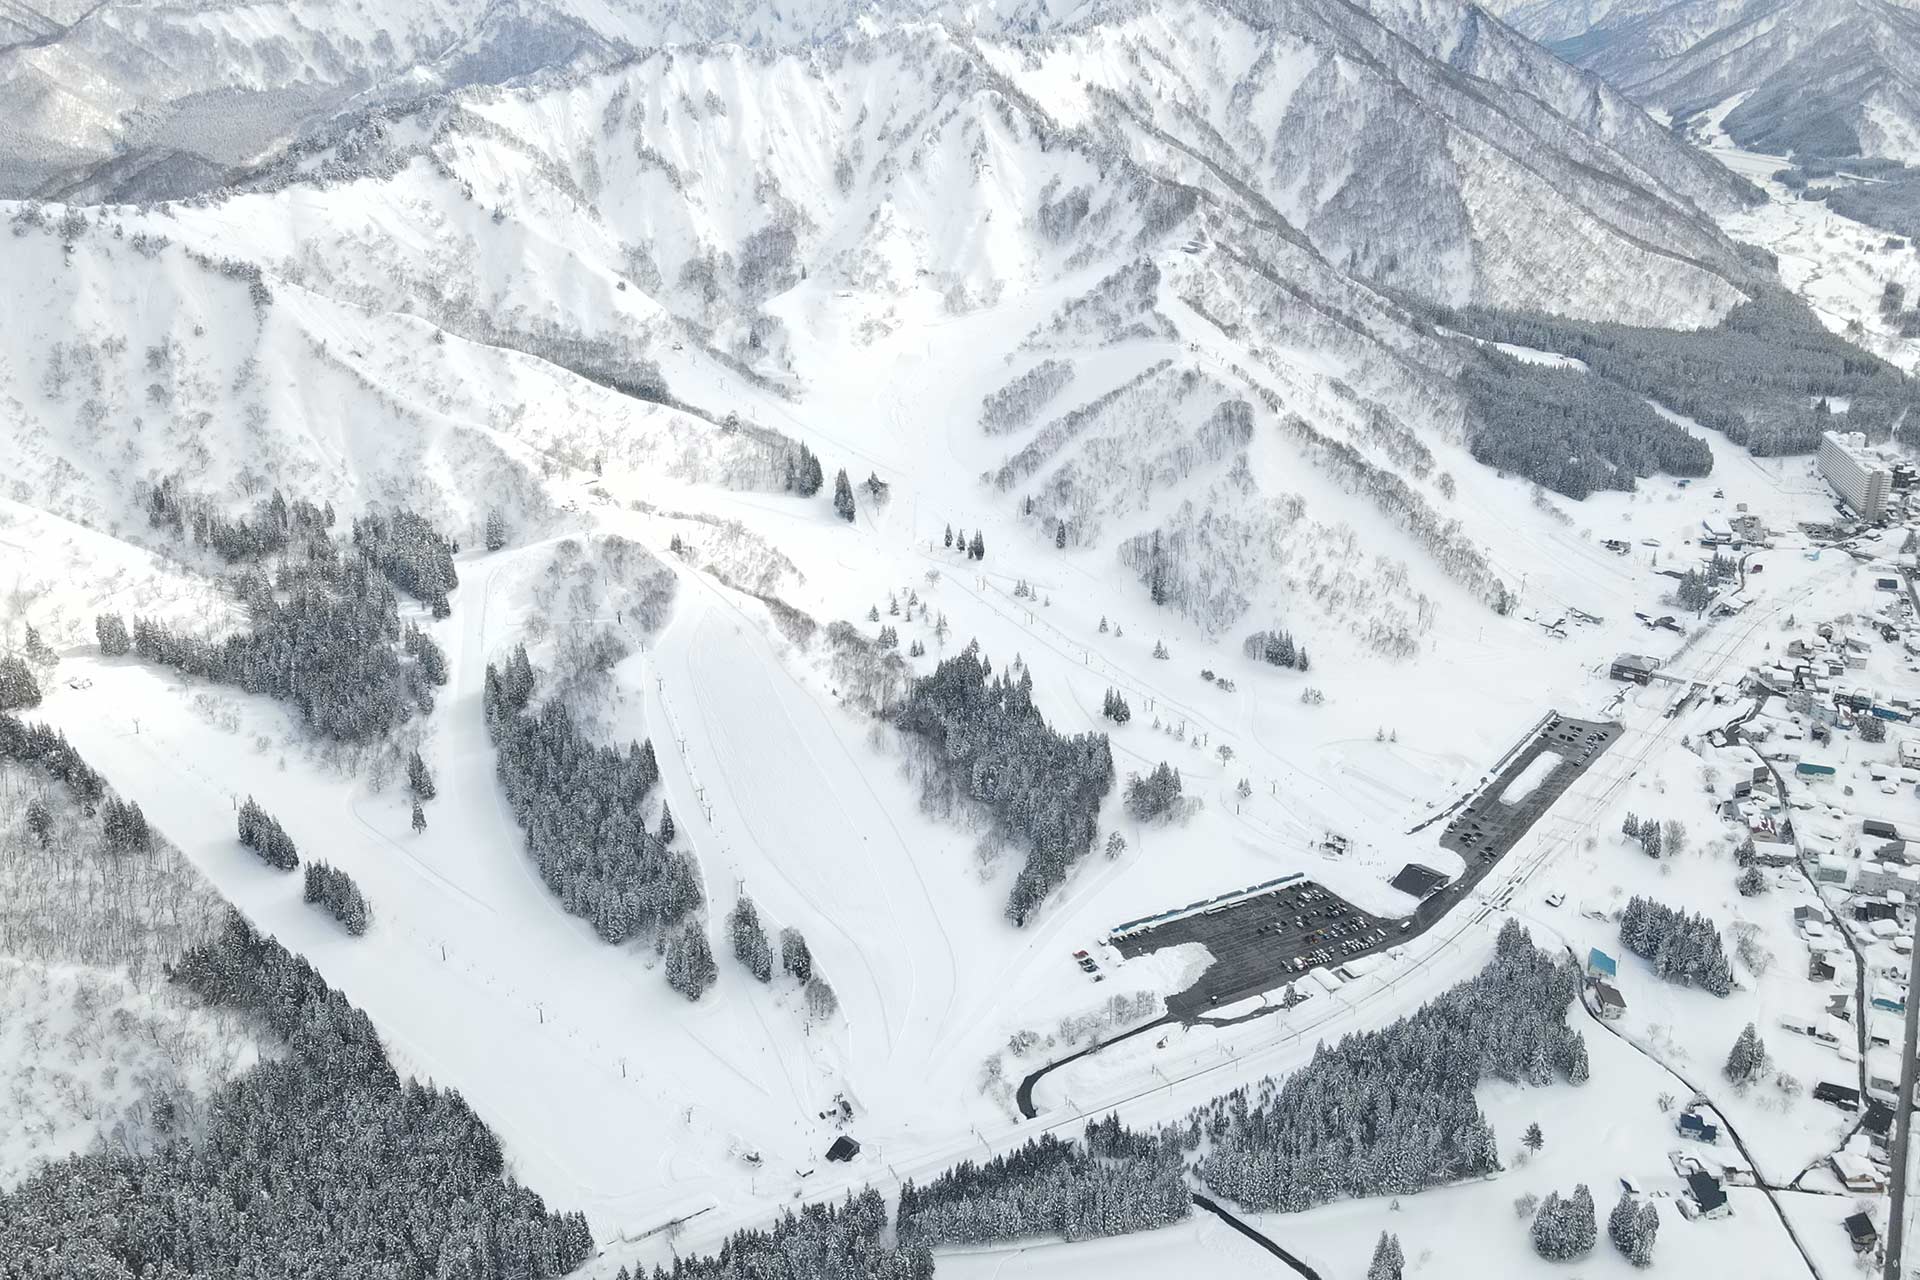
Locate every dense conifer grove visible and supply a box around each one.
[1242,627,1309,671]
[145,475,337,564]
[237,795,300,870]
[0,653,41,710]
[0,712,104,807]
[304,860,371,935]
[1459,346,1711,498]
[637,1192,929,1280]
[131,538,449,742]
[484,645,704,960]
[1124,763,1182,821]
[1196,921,1584,1211]
[1619,897,1733,995]
[895,643,1114,924]
[897,1124,1190,1246]
[0,911,592,1279]
[1446,291,1920,464]
[352,508,461,617]
[783,442,825,496]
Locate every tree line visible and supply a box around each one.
[1444,291,1920,460]
[895,644,1114,924]
[484,645,707,995]
[0,910,591,1279]
[1196,920,1585,1211]
[121,506,452,742]
[1619,896,1733,995]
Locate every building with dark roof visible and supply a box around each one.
[1390,863,1448,898]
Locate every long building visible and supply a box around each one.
[1819,431,1891,520]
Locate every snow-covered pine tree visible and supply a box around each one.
[0,654,41,710]
[1367,1231,1405,1280]
[95,613,131,656]
[1631,1202,1658,1267]
[1608,1192,1642,1260]
[408,750,436,801]
[1725,1023,1765,1083]
[780,927,812,982]
[666,925,718,1000]
[728,896,773,982]
[833,469,856,522]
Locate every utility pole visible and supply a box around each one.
[1883,900,1920,1280]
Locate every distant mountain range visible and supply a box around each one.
[1488,0,1920,160]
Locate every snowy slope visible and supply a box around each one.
[4,0,1912,1268]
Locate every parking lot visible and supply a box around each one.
[1110,880,1394,1020]
[1102,712,1621,1025]
[1437,714,1622,872]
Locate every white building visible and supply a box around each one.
[1819,431,1892,521]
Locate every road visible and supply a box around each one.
[1190,1194,1323,1280]
[1569,952,1826,1280]
[1017,713,1620,1117]
[1885,568,1920,1280]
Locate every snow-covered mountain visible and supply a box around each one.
[2,0,1772,657]
[11,0,1916,1271]
[1494,0,1920,161]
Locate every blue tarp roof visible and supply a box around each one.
[1588,948,1617,977]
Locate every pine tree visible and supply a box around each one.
[1631,1202,1658,1267]
[408,750,436,801]
[1566,1184,1596,1256]
[24,798,52,846]
[1055,523,1067,549]
[780,927,813,982]
[728,896,774,982]
[0,654,41,710]
[1622,811,1641,838]
[484,508,509,552]
[22,624,54,665]
[833,469,856,522]
[1523,1122,1544,1152]
[1099,615,1109,633]
[1736,866,1767,896]
[95,613,131,657]
[659,803,676,844]
[1725,1023,1765,1083]
[944,523,954,549]
[969,531,985,560]
[1367,1231,1405,1280]
[666,925,718,1000]
[412,802,427,834]
[1608,1192,1647,1262]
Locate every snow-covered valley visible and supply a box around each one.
[4,0,1920,1275]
